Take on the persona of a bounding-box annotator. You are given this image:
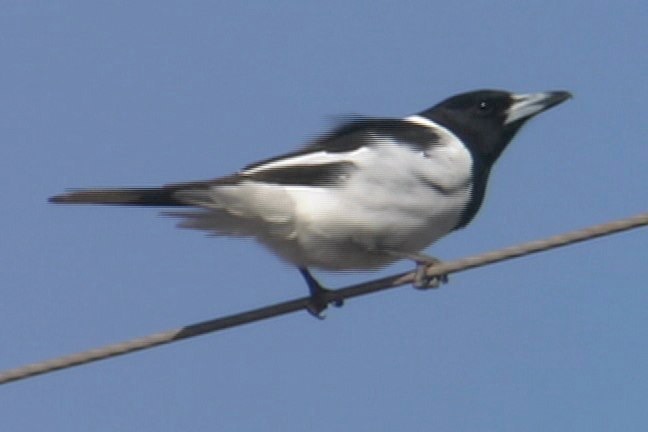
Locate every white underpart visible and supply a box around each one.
[505,92,551,125]
[168,119,473,270]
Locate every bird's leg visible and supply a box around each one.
[298,268,344,319]
[383,250,449,289]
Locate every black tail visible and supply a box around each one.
[49,187,188,206]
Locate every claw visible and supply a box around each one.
[305,289,344,319]
[306,294,329,319]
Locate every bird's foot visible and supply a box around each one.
[299,268,344,319]
[412,258,448,289]
[382,251,448,289]
[305,287,344,319]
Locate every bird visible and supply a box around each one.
[50,89,571,317]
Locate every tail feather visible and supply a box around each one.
[48,187,188,206]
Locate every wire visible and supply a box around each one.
[1,212,646,385]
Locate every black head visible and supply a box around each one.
[421,89,571,166]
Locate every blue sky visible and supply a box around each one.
[1,1,647,431]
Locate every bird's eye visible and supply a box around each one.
[477,100,494,115]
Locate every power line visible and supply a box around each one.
[1,212,646,385]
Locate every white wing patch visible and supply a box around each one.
[404,114,442,129]
[243,147,370,175]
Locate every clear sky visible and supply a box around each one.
[1,1,647,431]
